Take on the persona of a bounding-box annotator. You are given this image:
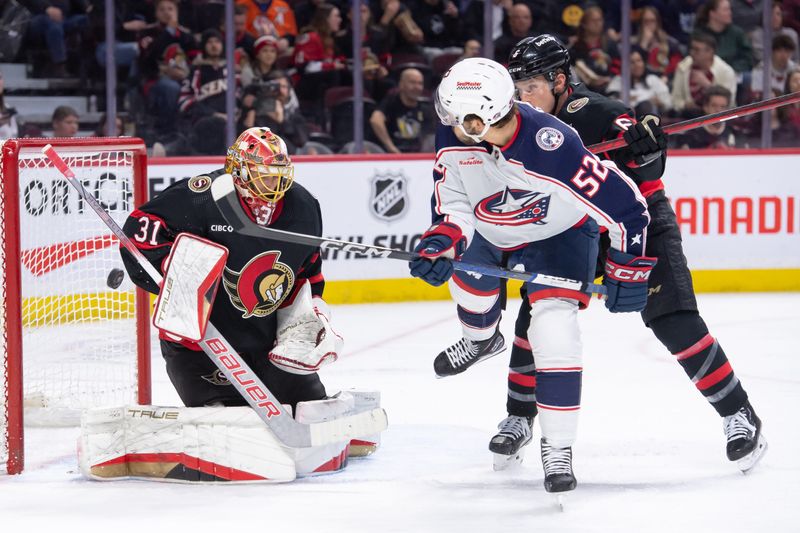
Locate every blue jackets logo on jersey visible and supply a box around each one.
[535,127,564,151]
[370,171,408,221]
[474,187,551,226]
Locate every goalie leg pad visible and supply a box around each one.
[293,390,385,474]
[79,405,297,483]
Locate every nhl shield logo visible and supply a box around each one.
[370,172,408,221]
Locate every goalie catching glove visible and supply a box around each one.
[269,282,343,374]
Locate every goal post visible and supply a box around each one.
[1,137,152,475]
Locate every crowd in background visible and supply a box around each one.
[2,0,800,154]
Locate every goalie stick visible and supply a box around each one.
[210,174,607,297]
[42,144,387,449]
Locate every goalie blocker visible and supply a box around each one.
[79,391,383,483]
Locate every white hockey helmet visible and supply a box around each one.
[435,57,516,141]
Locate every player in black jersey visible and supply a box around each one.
[120,128,332,410]
[486,35,766,472]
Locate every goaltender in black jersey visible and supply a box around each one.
[120,127,331,410]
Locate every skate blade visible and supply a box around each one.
[738,433,768,474]
[492,447,526,471]
[553,493,566,512]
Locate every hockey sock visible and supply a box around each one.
[456,299,502,341]
[649,311,748,417]
[507,299,537,418]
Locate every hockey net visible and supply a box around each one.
[0,138,151,474]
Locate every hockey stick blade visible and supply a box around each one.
[211,174,606,296]
[42,144,387,449]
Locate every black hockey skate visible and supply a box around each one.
[540,438,576,493]
[724,401,768,473]
[490,415,534,471]
[433,329,505,378]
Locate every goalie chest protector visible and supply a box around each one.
[122,169,324,354]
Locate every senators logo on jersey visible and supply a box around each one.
[474,187,551,226]
[222,251,295,318]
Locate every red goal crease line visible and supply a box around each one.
[20,235,118,276]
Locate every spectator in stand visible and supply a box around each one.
[25,0,91,77]
[494,3,535,64]
[751,2,799,62]
[219,4,257,60]
[775,68,800,145]
[632,6,682,80]
[694,0,753,74]
[607,47,673,116]
[250,35,280,80]
[369,67,434,153]
[334,0,391,61]
[377,0,424,55]
[462,0,512,45]
[240,70,309,153]
[51,105,79,137]
[241,37,291,119]
[729,0,764,34]
[570,4,620,95]
[409,0,461,59]
[362,51,395,103]
[93,113,125,136]
[671,85,737,148]
[294,0,326,31]
[138,0,196,138]
[0,70,18,140]
[751,35,797,100]
[178,29,235,155]
[235,0,298,50]
[661,0,705,46]
[781,0,800,37]
[671,32,737,117]
[90,0,152,79]
[461,39,482,59]
[293,3,346,112]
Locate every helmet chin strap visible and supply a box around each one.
[548,75,567,115]
[457,122,491,144]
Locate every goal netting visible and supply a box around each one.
[1,138,151,474]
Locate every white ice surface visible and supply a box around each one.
[2,293,799,533]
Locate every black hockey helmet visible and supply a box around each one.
[507,34,571,83]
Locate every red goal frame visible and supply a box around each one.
[1,137,152,474]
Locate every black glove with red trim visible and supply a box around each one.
[603,248,658,313]
[409,222,466,287]
[623,115,667,166]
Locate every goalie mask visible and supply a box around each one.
[225,127,294,208]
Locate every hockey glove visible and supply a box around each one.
[269,286,344,375]
[603,248,658,313]
[623,115,667,166]
[409,222,466,287]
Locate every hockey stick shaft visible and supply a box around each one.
[42,145,387,448]
[587,90,800,154]
[210,174,607,297]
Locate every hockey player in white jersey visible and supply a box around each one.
[409,58,656,494]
